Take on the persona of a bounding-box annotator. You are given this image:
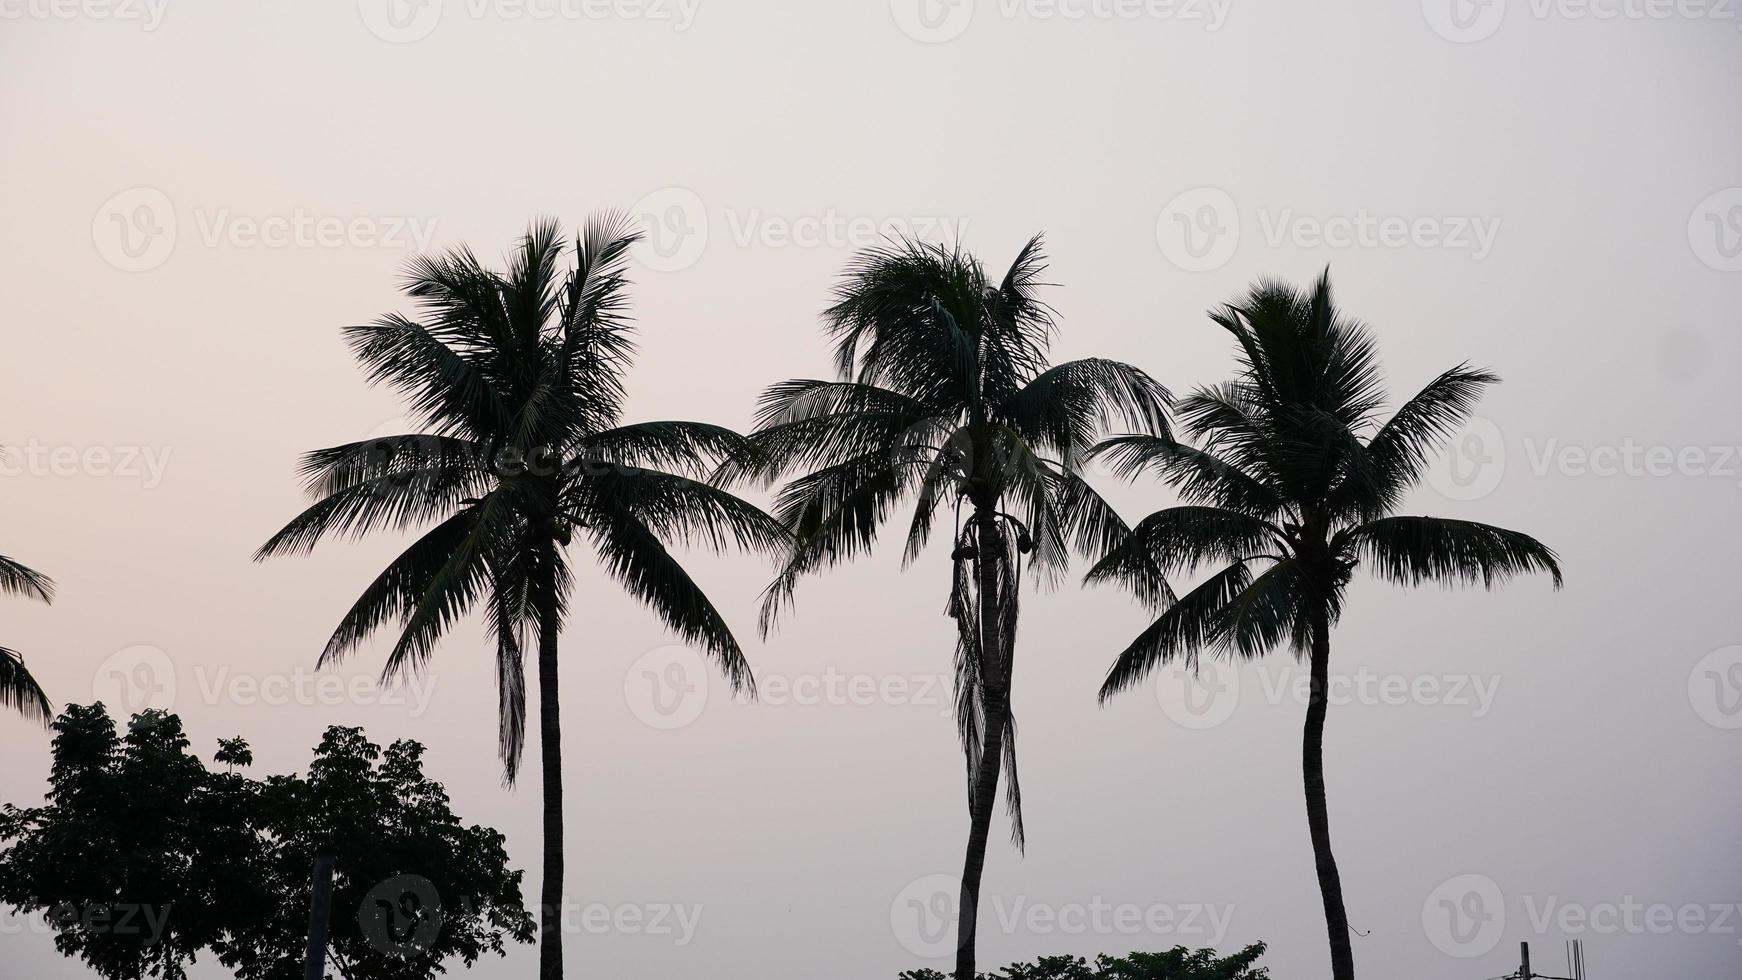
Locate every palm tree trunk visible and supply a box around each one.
[536,560,565,980]
[1304,604,1354,980]
[955,516,1007,980]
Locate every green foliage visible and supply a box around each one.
[898,943,1270,980]
[0,704,533,980]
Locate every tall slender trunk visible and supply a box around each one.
[536,556,565,980]
[955,515,1007,980]
[1304,603,1354,980]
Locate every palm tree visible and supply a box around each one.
[723,236,1170,980]
[1090,272,1562,980]
[0,555,54,722]
[257,217,785,980]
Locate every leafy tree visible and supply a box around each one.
[0,553,55,722]
[727,236,1170,980]
[1090,273,1561,980]
[255,217,785,979]
[899,943,1269,980]
[0,704,534,980]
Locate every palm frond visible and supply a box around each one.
[0,556,54,603]
[559,212,642,432]
[1084,506,1279,589]
[585,511,754,695]
[1000,358,1172,465]
[378,496,512,683]
[1342,516,1563,589]
[1332,364,1499,520]
[757,452,909,633]
[316,505,495,668]
[571,465,789,555]
[254,461,488,559]
[0,646,52,724]
[579,421,752,478]
[1098,562,1254,701]
[1089,434,1283,518]
[343,313,510,440]
[486,551,530,784]
[1217,559,1308,658]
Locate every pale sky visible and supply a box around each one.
[2,1,1740,977]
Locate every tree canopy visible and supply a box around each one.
[0,704,534,980]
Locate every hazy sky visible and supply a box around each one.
[3,1,1740,977]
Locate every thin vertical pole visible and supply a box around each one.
[303,854,335,980]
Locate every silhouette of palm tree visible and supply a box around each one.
[0,555,54,723]
[1091,272,1562,980]
[725,235,1170,980]
[257,216,785,980]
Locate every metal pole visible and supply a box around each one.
[303,854,336,980]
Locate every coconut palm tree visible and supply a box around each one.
[0,555,54,722]
[723,235,1170,980]
[1089,272,1562,980]
[257,217,786,980]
